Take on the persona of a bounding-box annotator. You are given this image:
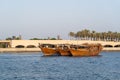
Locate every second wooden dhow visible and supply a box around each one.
[70,43,102,57]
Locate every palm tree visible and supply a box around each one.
[68,29,120,41]
[101,32,107,41]
[75,31,82,40]
[91,30,96,41]
[82,29,90,40]
[107,31,112,41]
[96,32,101,41]
[69,32,75,40]
[113,32,117,41]
[118,33,120,42]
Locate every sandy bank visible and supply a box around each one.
[0,47,120,53]
[0,48,41,53]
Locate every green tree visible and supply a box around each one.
[50,38,56,40]
[69,32,75,40]
[6,37,12,40]
[30,38,40,40]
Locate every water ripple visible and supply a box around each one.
[0,52,120,80]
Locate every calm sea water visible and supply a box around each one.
[0,52,120,80]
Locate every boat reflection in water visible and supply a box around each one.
[39,43,102,57]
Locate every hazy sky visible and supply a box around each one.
[0,0,120,39]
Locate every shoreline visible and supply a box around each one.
[0,48,41,53]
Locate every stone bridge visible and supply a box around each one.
[0,40,120,48]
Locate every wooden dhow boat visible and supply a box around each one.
[39,43,60,56]
[69,43,102,57]
[57,44,72,56]
[39,43,102,57]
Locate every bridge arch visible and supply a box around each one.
[104,45,113,48]
[15,45,25,48]
[114,45,120,47]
